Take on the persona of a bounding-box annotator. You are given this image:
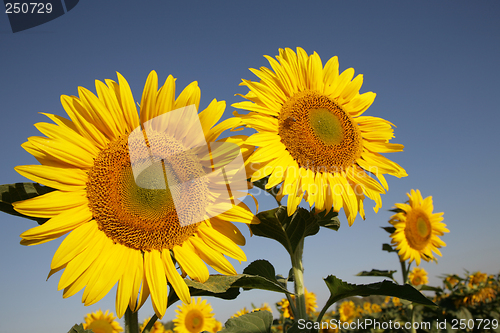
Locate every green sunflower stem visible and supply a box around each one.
[400,259,409,284]
[125,306,139,333]
[291,237,307,321]
[409,303,417,333]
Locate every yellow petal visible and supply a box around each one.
[173,243,209,283]
[144,250,167,318]
[162,251,191,304]
[140,70,159,125]
[20,205,91,241]
[197,227,246,262]
[51,221,98,270]
[14,190,88,218]
[190,237,236,275]
[15,165,87,191]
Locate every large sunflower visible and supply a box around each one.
[233,47,407,225]
[173,297,216,333]
[14,71,257,318]
[82,309,123,333]
[390,189,448,265]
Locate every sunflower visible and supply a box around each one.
[251,303,273,314]
[362,302,372,314]
[233,47,407,225]
[371,304,382,313]
[392,297,401,307]
[389,189,448,265]
[140,317,165,333]
[14,71,258,318]
[82,309,123,333]
[408,267,429,286]
[444,275,459,289]
[231,307,249,318]
[211,320,222,333]
[338,300,357,323]
[173,297,216,333]
[468,271,488,287]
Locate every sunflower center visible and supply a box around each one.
[309,108,343,145]
[185,310,204,332]
[278,91,362,172]
[87,129,209,252]
[404,211,432,251]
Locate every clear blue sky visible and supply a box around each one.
[1,1,499,332]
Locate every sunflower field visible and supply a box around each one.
[1,47,498,333]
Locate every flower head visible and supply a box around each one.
[82,309,123,333]
[409,267,429,286]
[173,297,216,333]
[390,189,448,265]
[338,300,358,323]
[15,71,257,318]
[233,47,407,225]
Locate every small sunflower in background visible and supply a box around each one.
[338,300,358,323]
[251,303,273,314]
[139,317,165,333]
[231,307,250,318]
[468,271,488,287]
[210,320,223,333]
[82,309,123,333]
[173,297,216,333]
[14,71,257,319]
[408,267,429,286]
[390,189,448,265]
[233,47,407,225]
[392,297,402,307]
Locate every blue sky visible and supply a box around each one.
[1,1,499,332]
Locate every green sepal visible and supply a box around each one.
[0,182,56,224]
[382,243,398,253]
[167,260,289,306]
[314,209,340,231]
[220,310,273,333]
[319,275,436,318]
[67,324,94,333]
[251,206,319,256]
[356,269,397,280]
[381,226,396,234]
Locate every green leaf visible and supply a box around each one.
[251,206,320,255]
[314,209,340,231]
[321,275,435,315]
[251,207,291,253]
[67,324,94,333]
[0,183,56,224]
[356,269,397,280]
[220,310,273,333]
[382,243,398,253]
[419,285,443,292]
[232,260,290,294]
[381,226,396,234]
[167,261,289,306]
